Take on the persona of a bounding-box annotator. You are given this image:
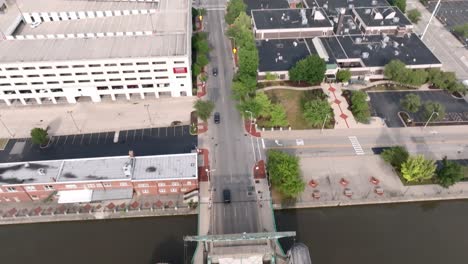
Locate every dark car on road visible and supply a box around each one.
[214,112,220,124]
[212,67,218,76]
[223,189,231,203]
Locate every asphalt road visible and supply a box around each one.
[200,8,261,235]
[262,126,468,160]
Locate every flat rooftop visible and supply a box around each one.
[0,0,189,63]
[252,8,332,30]
[257,38,315,72]
[244,0,289,14]
[0,153,197,186]
[257,34,441,72]
[306,0,391,16]
[353,6,411,28]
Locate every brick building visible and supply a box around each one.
[0,153,198,203]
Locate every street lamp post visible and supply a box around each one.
[245,110,253,133]
[67,110,80,133]
[321,114,330,134]
[424,111,439,129]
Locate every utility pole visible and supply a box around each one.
[321,114,329,134]
[67,110,80,133]
[421,0,442,40]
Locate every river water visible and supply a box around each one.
[1,201,468,264]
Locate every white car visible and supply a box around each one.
[30,21,41,28]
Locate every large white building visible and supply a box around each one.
[0,0,192,106]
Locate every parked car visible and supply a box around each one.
[212,67,218,76]
[223,189,231,203]
[214,112,220,124]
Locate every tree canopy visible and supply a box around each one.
[350,91,370,123]
[423,101,445,121]
[225,0,246,25]
[454,23,468,38]
[31,128,48,145]
[407,9,421,24]
[193,100,215,122]
[336,70,352,83]
[268,104,289,127]
[390,0,406,12]
[400,93,421,113]
[401,155,436,182]
[302,99,333,127]
[436,157,464,188]
[267,150,305,198]
[289,55,326,85]
[381,146,409,171]
[238,47,259,77]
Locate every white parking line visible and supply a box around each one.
[348,136,365,155]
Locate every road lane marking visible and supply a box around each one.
[261,138,265,149]
[348,136,364,155]
[234,207,237,218]
[296,139,304,146]
[250,133,257,162]
[256,137,262,160]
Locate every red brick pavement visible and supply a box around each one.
[244,119,261,137]
[198,148,210,182]
[198,122,208,134]
[254,160,266,179]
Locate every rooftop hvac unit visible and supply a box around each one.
[123,163,132,177]
[37,168,46,175]
[314,10,325,20]
[385,11,396,19]
[293,41,298,46]
[382,32,387,39]
[381,41,387,48]
[367,44,373,50]
[372,0,378,5]
[413,58,417,62]
[333,17,339,23]
[383,36,390,42]
[348,4,354,9]
[393,17,400,23]
[406,32,411,38]
[344,28,349,33]
[355,37,362,44]
[323,3,328,9]
[394,50,399,56]
[351,24,357,29]
[300,9,308,25]
[393,41,399,48]
[365,9,371,14]
[362,52,369,59]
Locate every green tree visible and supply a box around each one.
[401,155,436,182]
[400,93,421,113]
[194,39,209,55]
[265,72,278,81]
[423,101,445,121]
[267,150,305,198]
[407,69,428,86]
[193,100,215,122]
[390,0,407,12]
[227,26,254,48]
[236,73,258,92]
[238,48,259,77]
[336,70,352,83]
[233,12,251,30]
[254,92,273,118]
[192,64,201,77]
[453,23,468,38]
[196,53,209,68]
[384,60,408,82]
[31,128,49,145]
[350,91,371,123]
[407,9,421,24]
[231,81,251,101]
[302,99,333,127]
[436,157,464,188]
[237,98,262,118]
[225,0,246,25]
[268,104,289,127]
[381,146,409,171]
[289,55,326,85]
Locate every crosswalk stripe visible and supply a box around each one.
[348,136,365,155]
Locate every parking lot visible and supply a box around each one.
[368,90,468,127]
[428,0,468,46]
[0,125,197,163]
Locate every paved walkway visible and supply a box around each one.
[0,97,195,138]
[272,154,468,210]
[0,194,195,225]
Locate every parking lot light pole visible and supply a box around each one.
[424,111,439,129]
[67,110,80,133]
[245,110,253,133]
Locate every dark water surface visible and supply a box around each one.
[2,201,468,264]
[0,215,197,264]
[275,200,468,264]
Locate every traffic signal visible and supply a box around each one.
[232,48,237,54]
[199,15,203,21]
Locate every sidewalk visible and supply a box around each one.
[0,194,196,225]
